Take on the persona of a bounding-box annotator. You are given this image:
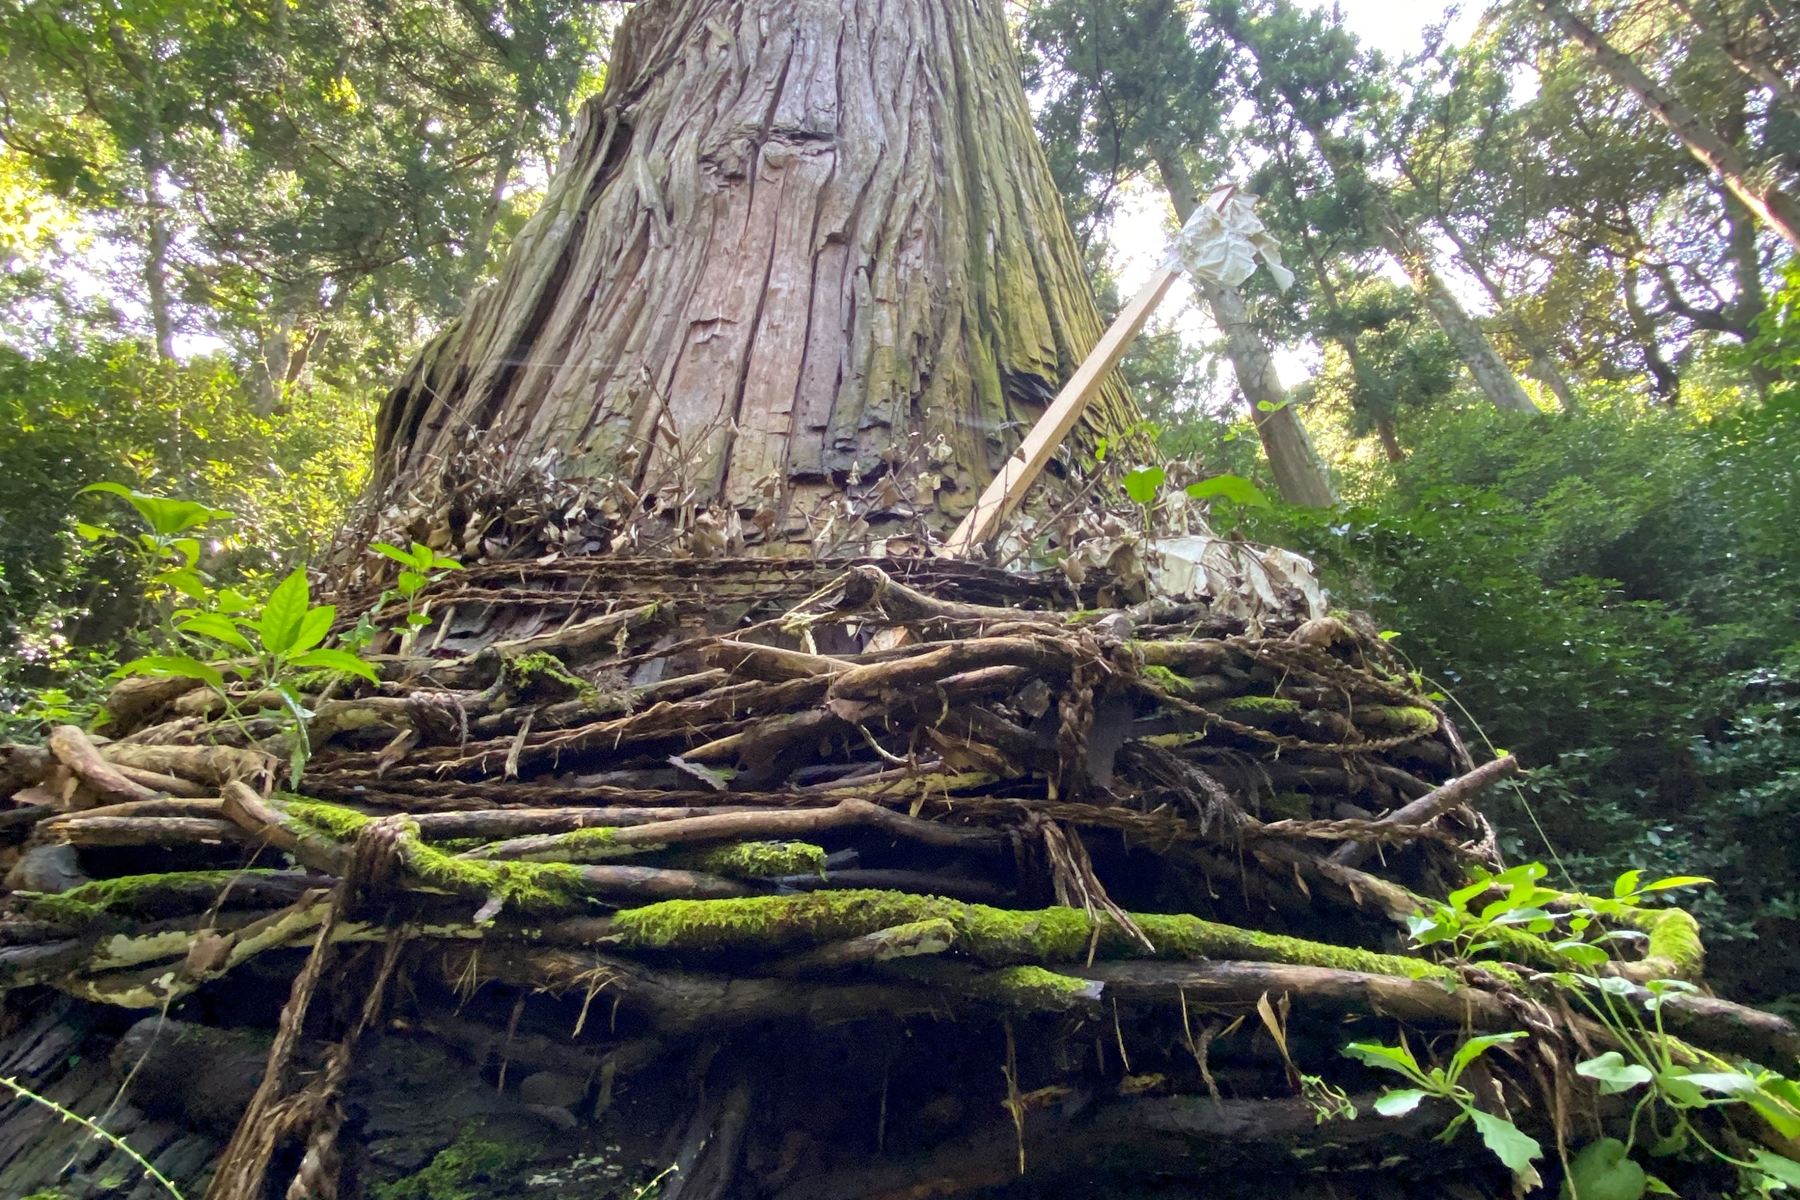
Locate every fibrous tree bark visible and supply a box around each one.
[1154,148,1336,507]
[1534,0,1800,250]
[350,0,1144,566]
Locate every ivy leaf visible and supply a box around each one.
[1468,1108,1542,1189]
[1185,473,1270,507]
[287,648,380,684]
[1565,1137,1646,1200]
[1123,465,1165,505]
[1373,1089,1426,1117]
[116,654,224,689]
[1575,1052,1652,1095]
[257,569,311,656]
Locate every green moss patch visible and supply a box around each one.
[19,870,292,923]
[673,841,827,879]
[609,890,1457,982]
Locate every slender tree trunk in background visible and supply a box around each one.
[142,180,176,362]
[1365,205,1543,414]
[355,0,1142,562]
[462,105,528,297]
[1306,241,1407,463]
[1236,80,1541,413]
[1534,0,1800,250]
[111,22,176,361]
[1431,218,1578,411]
[1374,416,1405,463]
[1622,265,1682,402]
[1154,149,1335,507]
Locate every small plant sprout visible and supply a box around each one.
[1343,1032,1543,1191]
[371,541,462,651]
[117,567,378,785]
[1122,465,1165,530]
[78,482,235,637]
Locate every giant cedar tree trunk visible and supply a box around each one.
[359,0,1140,564]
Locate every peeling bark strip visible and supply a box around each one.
[359,0,1141,562]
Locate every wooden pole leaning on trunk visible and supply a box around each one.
[940,266,1181,558]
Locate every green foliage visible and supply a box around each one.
[118,565,376,783]
[1343,1032,1543,1189]
[1225,382,1800,1000]
[369,541,462,650]
[0,341,373,737]
[1554,970,1800,1194]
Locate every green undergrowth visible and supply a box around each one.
[606,890,1469,980]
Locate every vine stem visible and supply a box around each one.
[0,1075,185,1200]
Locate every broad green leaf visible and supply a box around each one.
[1642,1177,1675,1196]
[116,655,224,689]
[287,648,380,684]
[1552,940,1611,968]
[371,542,419,567]
[216,588,257,614]
[1185,473,1270,507]
[178,614,256,655]
[156,568,213,603]
[1751,1150,1800,1190]
[1123,465,1165,505]
[1448,1032,1526,1082]
[1678,1070,1760,1096]
[1639,876,1713,893]
[397,570,427,599]
[1575,1052,1652,1094]
[258,569,310,656]
[1448,880,1491,911]
[1613,869,1643,899]
[1372,1088,1426,1116]
[1492,862,1548,888]
[82,484,224,537]
[74,521,114,541]
[292,606,336,655]
[1564,1137,1646,1200]
[1653,1068,1707,1107]
[428,551,462,571]
[1468,1108,1542,1188]
[1750,1086,1800,1140]
[171,537,201,566]
[1341,1041,1422,1078]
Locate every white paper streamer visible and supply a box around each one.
[1165,189,1295,292]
